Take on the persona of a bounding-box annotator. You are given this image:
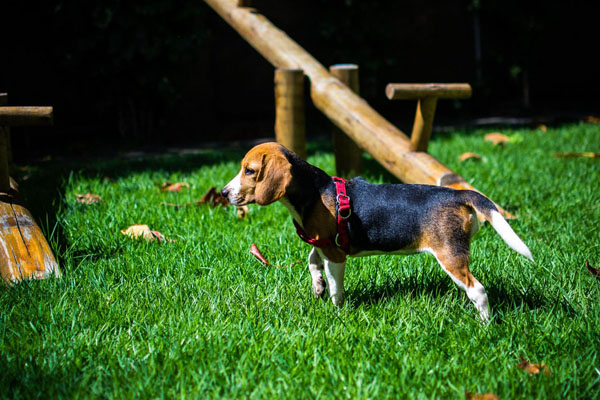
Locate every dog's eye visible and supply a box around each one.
[244,168,255,176]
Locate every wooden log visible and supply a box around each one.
[410,96,438,152]
[330,64,362,177]
[0,107,53,126]
[385,83,472,100]
[274,68,306,160]
[0,183,60,283]
[203,0,512,217]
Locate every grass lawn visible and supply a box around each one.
[1,123,600,399]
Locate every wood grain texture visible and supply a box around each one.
[1,183,60,283]
[330,64,362,177]
[274,68,306,159]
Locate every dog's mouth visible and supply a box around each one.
[228,195,254,206]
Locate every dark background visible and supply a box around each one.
[2,0,597,159]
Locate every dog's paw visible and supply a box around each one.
[312,277,326,298]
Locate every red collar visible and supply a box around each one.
[292,176,351,252]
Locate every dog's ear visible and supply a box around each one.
[255,153,291,205]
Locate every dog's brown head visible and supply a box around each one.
[221,142,292,206]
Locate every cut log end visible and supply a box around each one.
[0,189,60,284]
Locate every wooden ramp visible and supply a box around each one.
[203,0,512,216]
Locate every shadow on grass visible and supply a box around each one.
[13,147,248,271]
[345,268,578,318]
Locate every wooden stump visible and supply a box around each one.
[330,64,362,177]
[274,68,306,159]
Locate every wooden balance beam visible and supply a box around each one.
[0,93,60,283]
[385,83,472,152]
[204,0,512,216]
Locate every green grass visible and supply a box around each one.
[1,123,600,399]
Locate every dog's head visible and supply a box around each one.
[222,142,292,206]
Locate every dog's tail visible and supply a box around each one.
[461,191,534,262]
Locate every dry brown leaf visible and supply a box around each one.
[554,152,600,159]
[250,243,271,266]
[120,224,173,243]
[484,133,510,146]
[584,115,600,123]
[200,187,230,207]
[236,205,249,219]
[160,182,190,192]
[516,356,551,375]
[586,260,600,281]
[465,390,500,400]
[75,193,103,205]
[459,152,482,162]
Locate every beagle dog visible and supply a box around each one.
[222,142,533,321]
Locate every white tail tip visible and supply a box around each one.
[490,211,534,262]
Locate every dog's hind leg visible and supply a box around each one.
[308,248,326,298]
[322,255,346,306]
[429,248,489,322]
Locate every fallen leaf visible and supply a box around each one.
[160,182,190,192]
[484,133,510,146]
[465,390,500,400]
[200,187,230,207]
[250,243,270,266]
[554,152,600,159]
[584,115,600,123]
[236,205,250,219]
[586,260,600,280]
[459,152,482,162]
[516,355,551,375]
[75,193,103,204]
[120,224,173,243]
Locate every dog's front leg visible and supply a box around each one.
[322,255,346,306]
[308,248,326,298]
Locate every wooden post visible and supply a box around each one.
[203,0,512,217]
[0,94,60,283]
[274,68,306,160]
[411,97,437,152]
[330,64,362,177]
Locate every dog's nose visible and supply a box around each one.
[220,188,229,198]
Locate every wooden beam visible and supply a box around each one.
[330,64,362,177]
[410,97,438,152]
[0,107,53,126]
[385,83,472,100]
[203,0,512,216]
[274,68,306,160]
